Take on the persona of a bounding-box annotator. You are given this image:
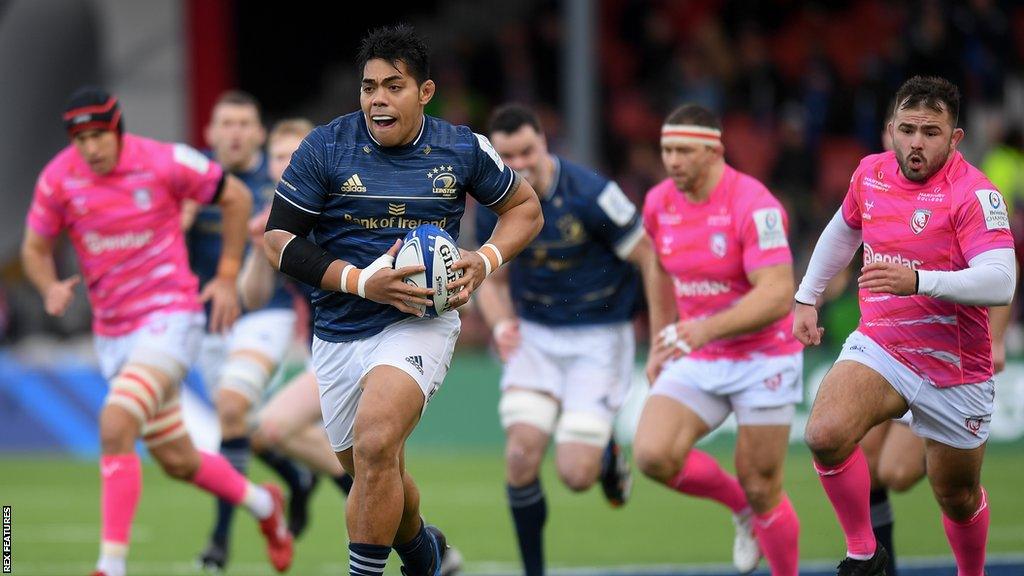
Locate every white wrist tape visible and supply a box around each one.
[493,319,516,340]
[356,253,395,298]
[477,243,504,277]
[658,324,692,354]
[340,264,356,294]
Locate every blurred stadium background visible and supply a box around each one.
[1,1,1023,575]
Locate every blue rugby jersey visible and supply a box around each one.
[187,152,294,314]
[475,156,643,325]
[276,112,516,342]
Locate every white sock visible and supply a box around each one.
[97,541,127,576]
[242,483,274,519]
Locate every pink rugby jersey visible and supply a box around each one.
[643,165,802,360]
[27,134,224,336]
[842,150,1013,387]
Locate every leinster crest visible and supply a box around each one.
[910,209,931,234]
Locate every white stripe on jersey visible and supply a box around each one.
[275,190,320,214]
[481,170,516,207]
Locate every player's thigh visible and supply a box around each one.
[634,393,711,464]
[877,422,926,492]
[806,360,906,448]
[258,370,321,443]
[353,366,430,462]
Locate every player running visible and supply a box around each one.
[797,76,1015,576]
[635,104,802,576]
[242,118,357,502]
[263,25,542,576]
[20,87,293,576]
[474,104,674,576]
[186,92,313,572]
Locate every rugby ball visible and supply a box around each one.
[394,224,463,318]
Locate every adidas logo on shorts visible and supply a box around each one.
[405,355,424,375]
[340,174,367,193]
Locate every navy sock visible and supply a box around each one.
[349,542,390,576]
[394,520,436,575]
[508,480,546,576]
[334,472,354,495]
[211,436,250,545]
[870,488,897,576]
[257,448,311,492]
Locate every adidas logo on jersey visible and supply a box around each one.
[405,355,424,375]
[340,174,367,193]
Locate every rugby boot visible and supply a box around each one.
[258,483,294,573]
[836,546,889,576]
[599,438,632,507]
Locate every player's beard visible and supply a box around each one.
[895,141,951,182]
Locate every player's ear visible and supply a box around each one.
[419,79,436,106]
[950,127,965,149]
[204,122,216,149]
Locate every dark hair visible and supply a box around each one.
[212,90,262,122]
[357,24,431,85]
[664,104,721,130]
[488,104,543,135]
[893,76,960,127]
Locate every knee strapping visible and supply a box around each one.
[107,368,164,424]
[555,412,613,447]
[142,396,187,448]
[127,349,187,383]
[499,390,559,435]
[219,356,272,402]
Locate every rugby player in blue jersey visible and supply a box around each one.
[184,91,315,572]
[475,104,675,576]
[263,25,543,576]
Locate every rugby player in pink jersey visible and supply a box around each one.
[636,104,802,576]
[19,87,293,576]
[796,76,1016,576]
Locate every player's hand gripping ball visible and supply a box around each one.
[394,224,464,318]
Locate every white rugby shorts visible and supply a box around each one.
[501,319,634,424]
[93,311,205,380]
[196,308,298,395]
[837,330,994,449]
[650,351,804,428]
[312,312,461,452]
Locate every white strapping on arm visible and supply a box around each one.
[917,248,1016,306]
[794,210,863,305]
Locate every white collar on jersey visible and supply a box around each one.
[365,114,426,148]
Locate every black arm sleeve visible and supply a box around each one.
[266,194,336,289]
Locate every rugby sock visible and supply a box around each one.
[211,437,250,545]
[349,542,390,576]
[508,480,547,576]
[334,472,354,495]
[394,519,435,574]
[942,487,989,576]
[98,454,141,576]
[753,493,800,576]
[870,488,897,575]
[668,449,748,513]
[814,447,875,559]
[192,451,274,519]
[257,448,308,494]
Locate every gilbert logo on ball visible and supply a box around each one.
[395,224,463,318]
